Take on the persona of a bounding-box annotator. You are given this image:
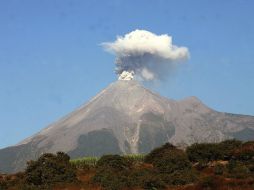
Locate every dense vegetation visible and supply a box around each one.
[0,140,254,190]
[0,152,76,190]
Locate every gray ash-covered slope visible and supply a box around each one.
[1,80,254,173]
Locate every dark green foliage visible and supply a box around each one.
[93,154,167,189]
[214,164,224,175]
[0,180,8,190]
[142,175,166,190]
[3,140,254,190]
[24,152,76,188]
[144,143,176,164]
[232,141,254,161]
[217,139,242,160]
[145,143,196,186]
[153,149,191,173]
[55,152,70,162]
[227,160,250,179]
[93,170,129,190]
[128,168,166,190]
[93,155,132,190]
[96,154,130,171]
[161,169,197,185]
[186,143,223,162]
[186,140,243,162]
[145,143,191,173]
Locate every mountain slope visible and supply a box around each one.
[1,80,254,173]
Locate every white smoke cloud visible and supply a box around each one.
[118,71,134,81]
[102,29,190,81]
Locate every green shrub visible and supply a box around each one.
[232,141,254,161]
[227,160,250,179]
[93,154,167,190]
[186,143,223,162]
[144,143,176,164]
[161,169,197,185]
[93,169,129,190]
[96,154,131,171]
[186,140,244,162]
[144,143,195,186]
[217,139,242,160]
[142,175,166,190]
[214,163,224,175]
[24,152,77,188]
[93,155,132,190]
[154,149,191,174]
[144,143,191,173]
[0,180,8,190]
[128,168,166,189]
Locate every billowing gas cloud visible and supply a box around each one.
[102,29,189,81]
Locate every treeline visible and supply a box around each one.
[0,140,254,190]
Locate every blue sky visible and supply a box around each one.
[0,0,254,148]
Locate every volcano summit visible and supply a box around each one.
[0,80,254,173]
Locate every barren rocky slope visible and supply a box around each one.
[1,80,254,173]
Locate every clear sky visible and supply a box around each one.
[0,0,254,148]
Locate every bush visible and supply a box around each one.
[24,152,76,188]
[145,143,192,173]
[227,160,250,179]
[93,155,131,190]
[217,139,242,160]
[214,163,224,175]
[186,143,223,162]
[93,154,167,189]
[162,169,197,185]
[93,170,129,190]
[145,143,195,186]
[96,154,131,171]
[232,141,254,161]
[144,143,176,164]
[186,140,244,162]
[0,180,8,190]
[128,168,166,189]
[142,175,166,190]
[154,149,191,174]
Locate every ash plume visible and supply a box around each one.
[102,29,190,81]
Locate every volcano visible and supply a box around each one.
[1,80,254,173]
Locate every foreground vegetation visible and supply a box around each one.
[70,154,145,169]
[0,140,254,190]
